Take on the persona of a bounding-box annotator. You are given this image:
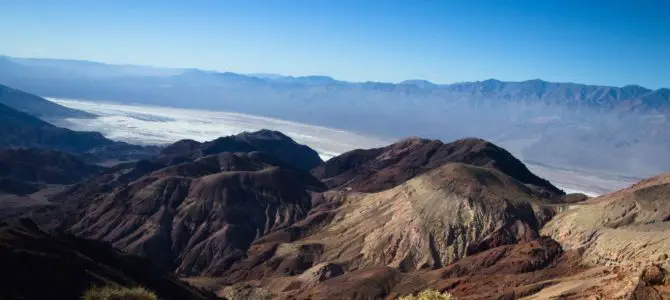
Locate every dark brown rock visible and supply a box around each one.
[162,129,323,171]
[0,101,157,163]
[0,148,103,185]
[641,265,665,285]
[0,220,220,300]
[312,137,563,197]
[57,151,326,276]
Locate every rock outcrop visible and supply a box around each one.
[162,129,323,171]
[542,173,670,298]
[543,173,670,266]
[312,137,563,197]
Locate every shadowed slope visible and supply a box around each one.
[0,102,156,162]
[0,219,220,300]
[0,148,105,220]
[162,129,323,171]
[0,148,102,186]
[0,83,93,118]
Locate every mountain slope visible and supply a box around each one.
[307,163,555,268]
[0,219,220,300]
[218,163,553,290]
[0,148,103,200]
[201,166,670,299]
[0,148,102,186]
[0,102,156,162]
[54,151,326,276]
[538,173,670,299]
[163,129,323,171]
[0,83,92,118]
[543,173,670,267]
[312,137,563,197]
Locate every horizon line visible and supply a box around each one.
[2,54,668,91]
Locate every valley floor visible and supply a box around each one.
[47,97,635,196]
[525,163,637,196]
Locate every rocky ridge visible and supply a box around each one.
[58,151,326,276]
[312,137,563,197]
[5,129,670,299]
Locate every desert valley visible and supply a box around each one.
[0,3,669,297]
[1,67,670,298]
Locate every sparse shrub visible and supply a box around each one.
[81,286,158,300]
[221,283,273,300]
[398,289,456,300]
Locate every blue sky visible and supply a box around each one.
[0,0,668,88]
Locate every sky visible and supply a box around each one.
[0,0,668,88]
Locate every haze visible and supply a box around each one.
[0,1,668,195]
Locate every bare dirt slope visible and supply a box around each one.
[302,163,555,270]
[542,173,670,298]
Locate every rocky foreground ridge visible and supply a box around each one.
[1,129,669,299]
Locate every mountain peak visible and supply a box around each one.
[399,79,437,88]
[313,136,562,196]
[160,129,322,171]
[238,129,292,141]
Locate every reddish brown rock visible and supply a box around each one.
[55,151,325,276]
[312,137,563,197]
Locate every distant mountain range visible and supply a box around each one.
[1,82,670,298]
[0,55,669,178]
[1,55,666,111]
[5,55,670,299]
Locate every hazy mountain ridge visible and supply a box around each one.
[1,56,669,178]
[2,56,666,110]
[0,83,93,118]
[0,101,157,163]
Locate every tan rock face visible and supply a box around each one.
[222,162,556,286]
[212,168,670,299]
[542,173,670,297]
[543,174,670,266]
[313,164,545,271]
